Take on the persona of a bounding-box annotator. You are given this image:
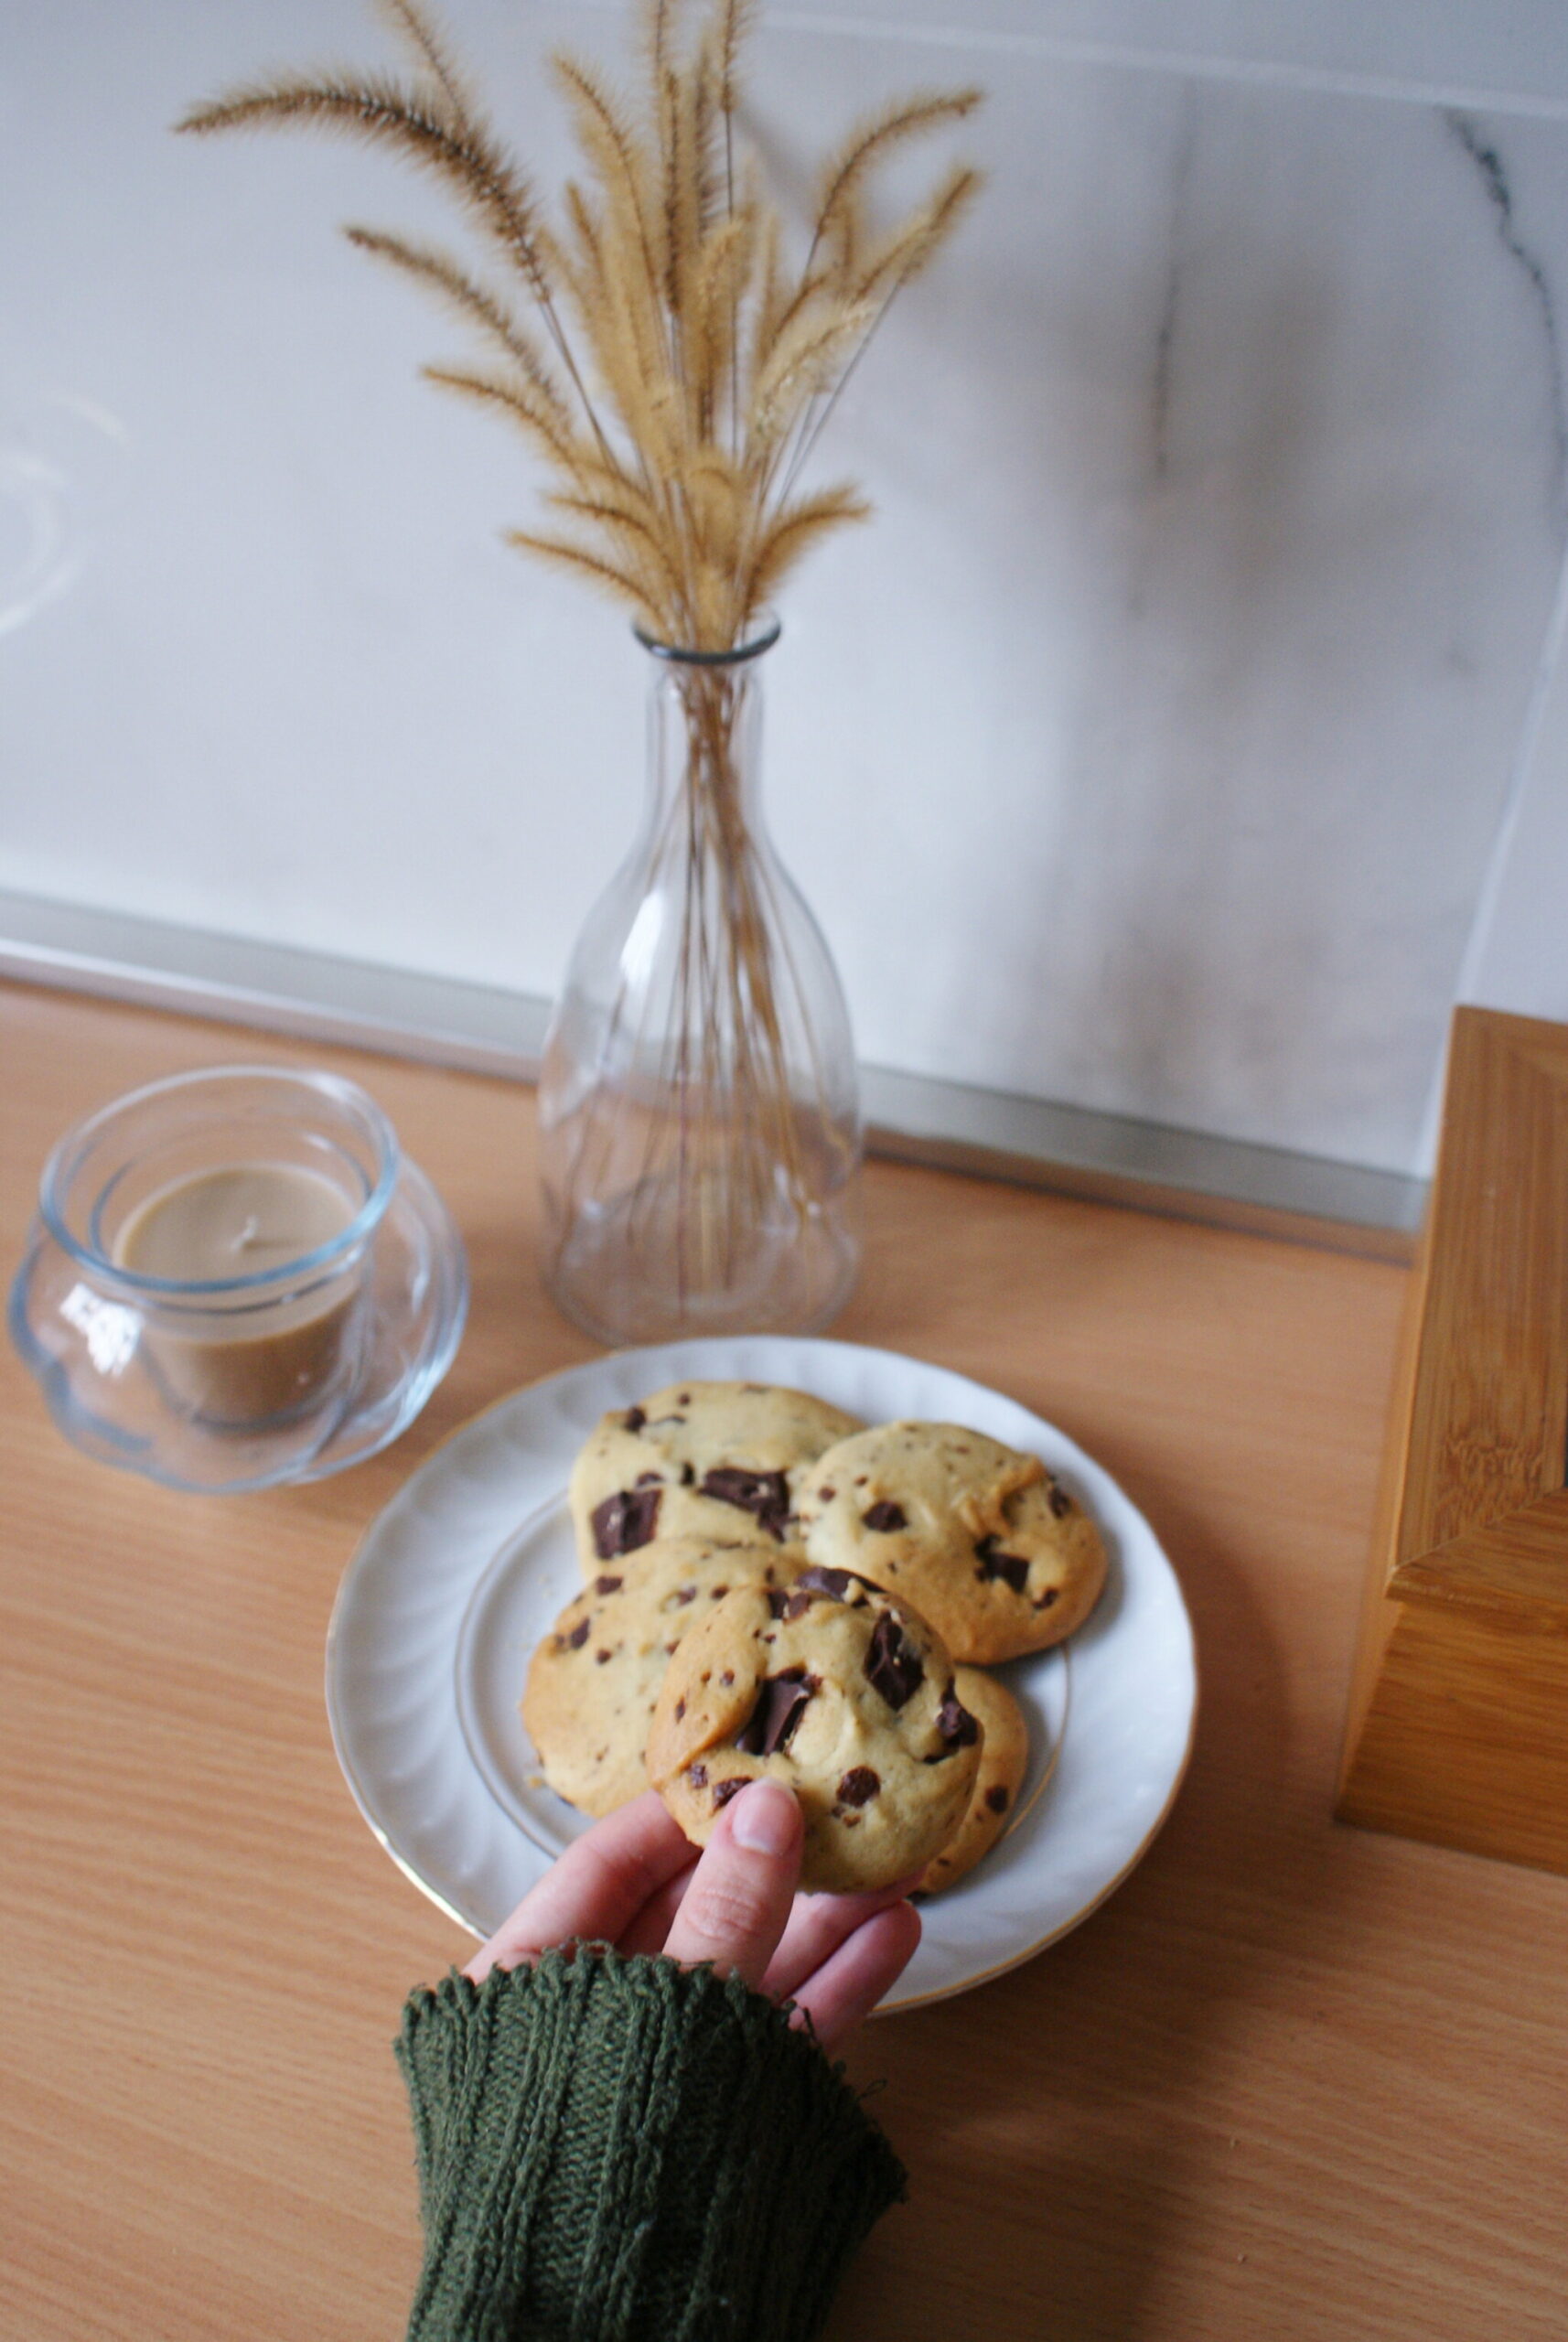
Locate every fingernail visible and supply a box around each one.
[730,1778,799,1856]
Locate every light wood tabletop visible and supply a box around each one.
[2,982,1563,2342]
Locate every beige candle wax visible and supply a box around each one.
[113,1163,362,1425]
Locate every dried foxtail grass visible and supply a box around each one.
[180,1,982,1326]
[178,0,979,647]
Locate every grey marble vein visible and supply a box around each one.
[1446,110,1568,505]
[1150,91,1197,487]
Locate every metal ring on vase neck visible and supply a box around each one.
[633,610,781,668]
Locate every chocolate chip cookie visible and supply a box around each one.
[568,1380,863,1576]
[915,1664,1030,1895]
[645,1564,982,1892]
[793,1422,1107,1663]
[523,1535,799,1817]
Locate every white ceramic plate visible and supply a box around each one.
[327,1336,1197,2012]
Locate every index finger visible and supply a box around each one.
[464,1792,695,1982]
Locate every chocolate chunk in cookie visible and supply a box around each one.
[864,1611,924,1710]
[699,1466,793,1539]
[590,1486,662,1559]
[737,1668,817,1756]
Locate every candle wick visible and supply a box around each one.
[234,1215,264,1252]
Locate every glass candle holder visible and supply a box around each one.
[9,1066,467,1492]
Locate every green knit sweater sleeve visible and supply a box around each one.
[395,1948,908,2342]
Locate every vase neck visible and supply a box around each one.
[640,633,772,836]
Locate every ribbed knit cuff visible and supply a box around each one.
[396,1949,908,2342]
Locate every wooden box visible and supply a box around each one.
[1337,1005,1568,1872]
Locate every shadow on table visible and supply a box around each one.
[825,1477,1368,2341]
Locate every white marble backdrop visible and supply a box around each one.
[3,0,1567,1177]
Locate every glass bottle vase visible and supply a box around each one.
[538,618,862,1346]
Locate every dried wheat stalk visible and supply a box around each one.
[178,0,980,649]
[179,1,982,1309]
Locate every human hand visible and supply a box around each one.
[463,1783,920,2054]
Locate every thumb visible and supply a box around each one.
[660,1778,802,1990]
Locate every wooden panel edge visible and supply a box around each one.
[1336,1602,1568,1873]
[1337,1210,1432,1798]
[1396,1007,1568,1574]
[1451,1000,1568,1076]
[1389,1489,1568,1628]
[1340,1005,1568,1865]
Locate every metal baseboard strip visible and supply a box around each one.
[0,889,553,1074]
[0,889,1423,1260]
[862,1070,1423,1262]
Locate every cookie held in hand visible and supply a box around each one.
[915,1664,1030,1895]
[568,1380,863,1575]
[646,1566,983,1893]
[523,1536,799,1817]
[795,1422,1107,1663]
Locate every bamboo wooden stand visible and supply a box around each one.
[1337,1005,1568,1872]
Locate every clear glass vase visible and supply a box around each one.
[539,617,862,1346]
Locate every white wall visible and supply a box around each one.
[4,0,1567,1177]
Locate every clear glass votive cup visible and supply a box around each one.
[12,1066,401,1488]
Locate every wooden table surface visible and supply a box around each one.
[2,982,1563,2342]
